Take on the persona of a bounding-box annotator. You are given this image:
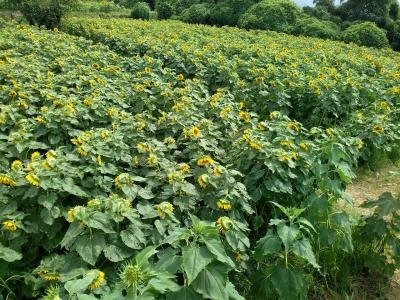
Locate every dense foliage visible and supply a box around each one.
[5,0,76,28]
[340,21,390,49]
[1,17,400,299]
[74,0,123,14]
[103,0,400,51]
[130,1,150,19]
[62,17,400,132]
[238,0,301,32]
[179,3,211,24]
[2,0,399,50]
[293,16,340,39]
[155,1,173,20]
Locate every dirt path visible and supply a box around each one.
[347,164,400,299]
[347,165,400,207]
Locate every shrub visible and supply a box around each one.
[208,0,255,26]
[12,0,76,28]
[238,0,301,33]
[179,3,211,24]
[156,1,173,20]
[385,19,400,50]
[293,16,340,39]
[209,3,236,26]
[118,0,139,8]
[341,21,390,48]
[131,1,150,19]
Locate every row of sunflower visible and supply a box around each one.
[62,17,400,130]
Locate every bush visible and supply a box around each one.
[180,3,211,24]
[209,3,236,26]
[156,1,173,20]
[209,0,255,26]
[13,0,76,28]
[385,19,400,50]
[116,0,138,8]
[130,1,149,19]
[293,16,340,39]
[238,0,301,33]
[341,22,390,48]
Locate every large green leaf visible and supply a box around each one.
[292,238,320,269]
[65,272,98,295]
[120,224,146,249]
[191,262,229,300]
[204,239,235,267]
[61,222,84,248]
[85,212,115,233]
[254,232,281,260]
[147,273,180,293]
[182,245,214,285]
[248,271,275,299]
[226,281,245,300]
[0,243,22,262]
[225,230,250,251]
[156,249,182,274]
[137,187,155,200]
[103,244,133,262]
[277,223,299,252]
[271,265,308,300]
[165,287,202,300]
[362,192,400,217]
[135,246,158,267]
[75,233,106,265]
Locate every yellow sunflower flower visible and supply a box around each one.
[288,122,300,132]
[371,125,384,134]
[25,174,40,187]
[2,220,17,231]
[197,156,215,167]
[0,175,16,186]
[197,174,209,188]
[239,111,250,123]
[179,163,190,173]
[326,128,336,138]
[31,151,41,161]
[216,199,232,211]
[88,271,105,290]
[155,201,174,219]
[190,127,201,138]
[216,216,233,234]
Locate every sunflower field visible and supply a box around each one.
[0,17,400,299]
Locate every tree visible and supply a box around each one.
[338,0,396,27]
[131,1,150,19]
[341,21,390,48]
[313,0,335,13]
[238,0,301,32]
[8,0,76,28]
[337,0,399,49]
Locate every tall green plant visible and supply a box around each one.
[10,0,76,28]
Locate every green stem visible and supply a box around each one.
[0,277,14,297]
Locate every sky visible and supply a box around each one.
[294,0,343,7]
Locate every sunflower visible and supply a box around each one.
[197,174,209,188]
[0,175,16,186]
[88,271,105,290]
[190,127,201,138]
[197,156,215,167]
[2,220,17,231]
